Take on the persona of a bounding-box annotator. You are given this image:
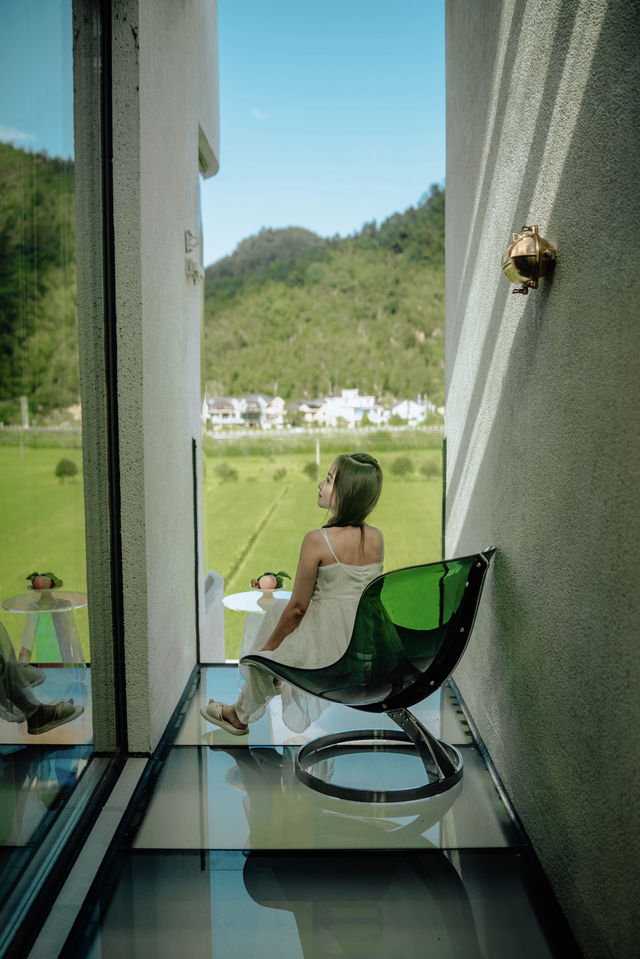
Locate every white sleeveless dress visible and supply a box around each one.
[236,527,384,732]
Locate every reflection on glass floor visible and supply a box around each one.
[68,666,579,958]
[79,849,565,959]
[0,663,93,931]
[132,745,520,852]
[0,743,93,914]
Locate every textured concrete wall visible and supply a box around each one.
[112,0,218,752]
[445,2,640,956]
[73,0,117,750]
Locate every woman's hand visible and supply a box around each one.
[259,530,324,650]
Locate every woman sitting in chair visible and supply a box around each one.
[201,452,384,735]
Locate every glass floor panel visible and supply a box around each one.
[132,744,521,851]
[76,849,567,959]
[0,662,93,944]
[62,666,581,958]
[0,743,93,913]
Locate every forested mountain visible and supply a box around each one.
[0,140,445,419]
[206,226,324,281]
[0,142,77,418]
[203,185,445,405]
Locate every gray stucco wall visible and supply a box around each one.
[445,2,639,957]
[110,0,218,753]
[74,0,118,750]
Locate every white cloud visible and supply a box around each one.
[0,123,36,144]
[251,108,269,121]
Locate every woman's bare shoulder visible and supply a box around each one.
[363,525,384,559]
[304,527,326,540]
[364,524,384,542]
[301,528,327,550]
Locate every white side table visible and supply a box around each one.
[2,590,87,665]
[223,590,292,649]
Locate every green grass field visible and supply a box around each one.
[0,445,90,658]
[0,438,443,660]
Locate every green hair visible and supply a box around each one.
[325,453,383,528]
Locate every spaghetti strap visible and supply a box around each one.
[319,527,340,564]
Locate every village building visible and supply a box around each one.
[318,388,379,427]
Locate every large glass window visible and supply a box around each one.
[0,3,100,943]
[0,1,92,744]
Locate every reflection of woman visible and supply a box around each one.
[0,623,83,735]
[242,847,484,958]
[202,453,384,734]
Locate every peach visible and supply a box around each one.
[258,574,277,590]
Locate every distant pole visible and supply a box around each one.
[20,395,28,460]
[315,437,320,478]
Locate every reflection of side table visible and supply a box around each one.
[223,590,292,649]
[1,590,87,665]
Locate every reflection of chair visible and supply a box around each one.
[241,547,495,803]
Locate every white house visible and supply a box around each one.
[294,399,324,424]
[205,396,243,427]
[239,393,268,428]
[264,396,286,428]
[389,397,428,426]
[318,388,380,427]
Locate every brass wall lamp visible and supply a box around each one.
[501,225,556,294]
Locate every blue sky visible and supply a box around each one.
[0,0,445,267]
[0,1,74,159]
[205,0,445,264]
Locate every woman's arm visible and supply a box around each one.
[260,530,323,651]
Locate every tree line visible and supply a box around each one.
[0,142,77,420]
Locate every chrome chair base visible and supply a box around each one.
[295,708,463,804]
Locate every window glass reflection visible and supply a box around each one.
[0,0,91,747]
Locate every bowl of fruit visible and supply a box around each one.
[26,571,63,607]
[250,570,291,606]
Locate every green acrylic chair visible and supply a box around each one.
[241,547,496,803]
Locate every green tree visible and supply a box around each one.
[305,262,325,284]
[55,458,78,482]
[215,462,238,482]
[0,143,78,411]
[420,460,440,481]
[390,456,414,480]
[288,409,304,427]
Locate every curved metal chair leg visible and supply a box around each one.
[295,707,463,803]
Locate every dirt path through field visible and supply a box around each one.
[224,483,291,587]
